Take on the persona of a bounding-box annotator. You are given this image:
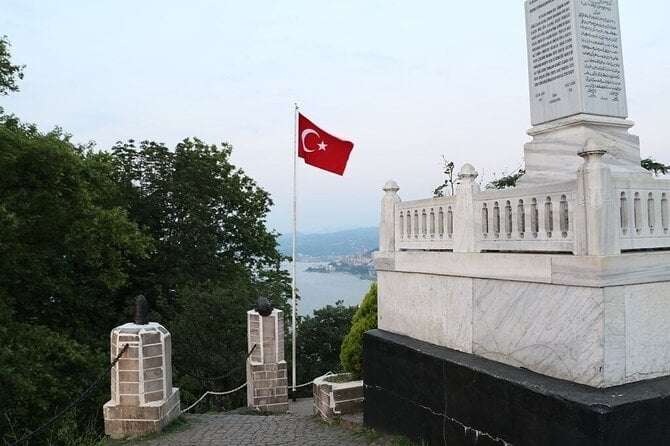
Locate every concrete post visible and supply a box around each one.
[453,164,480,253]
[103,318,180,438]
[380,180,401,252]
[575,139,620,255]
[246,309,288,413]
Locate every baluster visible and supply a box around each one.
[493,202,500,238]
[421,210,427,238]
[517,199,526,238]
[430,209,435,238]
[413,211,419,238]
[447,206,454,238]
[505,201,512,239]
[662,193,669,233]
[634,193,641,234]
[620,192,628,235]
[531,198,538,238]
[406,211,412,238]
[438,208,444,237]
[648,193,656,234]
[560,195,569,238]
[482,203,489,238]
[545,197,553,238]
[399,213,404,240]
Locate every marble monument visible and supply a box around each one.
[365,1,670,444]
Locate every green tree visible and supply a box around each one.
[0,115,151,445]
[0,323,104,445]
[641,157,670,176]
[292,301,357,395]
[433,156,456,197]
[107,138,291,410]
[340,283,378,379]
[487,168,526,189]
[0,35,25,95]
[0,117,151,346]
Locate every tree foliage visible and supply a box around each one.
[487,168,526,189]
[292,301,357,394]
[433,156,456,197]
[0,36,24,95]
[0,115,149,444]
[340,283,378,379]
[641,157,670,176]
[0,113,290,440]
[106,138,291,411]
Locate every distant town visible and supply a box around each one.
[304,253,376,280]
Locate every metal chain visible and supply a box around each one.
[9,343,129,446]
[200,344,257,382]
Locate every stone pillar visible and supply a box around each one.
[453,164,480,253]
[246,309,288,413]
[575,140,620,255]
[379,180,401,252]
[103,297,180,438]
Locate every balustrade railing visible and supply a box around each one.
[396,197,456,250]
[385,158,670,255]
[618,186,670,251]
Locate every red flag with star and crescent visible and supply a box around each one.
[298,113,354,176]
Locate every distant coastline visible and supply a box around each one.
[305,259,376,280]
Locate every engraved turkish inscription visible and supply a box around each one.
[525,0,627,125]
[530,1,575,88]
[578,0,623,103]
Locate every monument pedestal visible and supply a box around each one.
[365,0,670,443]
[364,329,670,446]
[246,309,288,413]
[520,114,649,185]
[103,322,180,438]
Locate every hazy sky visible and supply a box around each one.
[2,1,668,233]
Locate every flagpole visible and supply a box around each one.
[291,103,298,393]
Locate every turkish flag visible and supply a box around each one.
[298,113,354,176]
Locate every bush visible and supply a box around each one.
[339,282,377,379]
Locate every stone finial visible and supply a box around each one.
[579,138,607,159]
[255,297,273,317]
[380,180,401,253]
[134,295,149,325]
[457,164,478,182]
[383,180,400,194]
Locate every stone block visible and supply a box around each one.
[144,390,164,403]
[118,382,139,394]
[143,356,163,369]
[124,346,139,359]
[143,367,163,381]
[119,395,139,406]
[117,358,139,371]
[144,378,164,393]
[142,344,163,357]
[119,371,139,382]
[140,332,161,345]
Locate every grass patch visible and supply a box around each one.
[350,426,423,445]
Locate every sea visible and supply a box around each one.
[281,261,374,316]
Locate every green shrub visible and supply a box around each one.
[339,282,377,379]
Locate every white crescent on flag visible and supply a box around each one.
[301,128,319,153]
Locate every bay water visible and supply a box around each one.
[281,261,374,316]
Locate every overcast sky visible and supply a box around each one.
[2,1,668,233]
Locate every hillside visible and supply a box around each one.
[277,227,378,259]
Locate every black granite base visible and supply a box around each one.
[363,329,670,446]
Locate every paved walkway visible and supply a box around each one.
[138,399,399,446]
